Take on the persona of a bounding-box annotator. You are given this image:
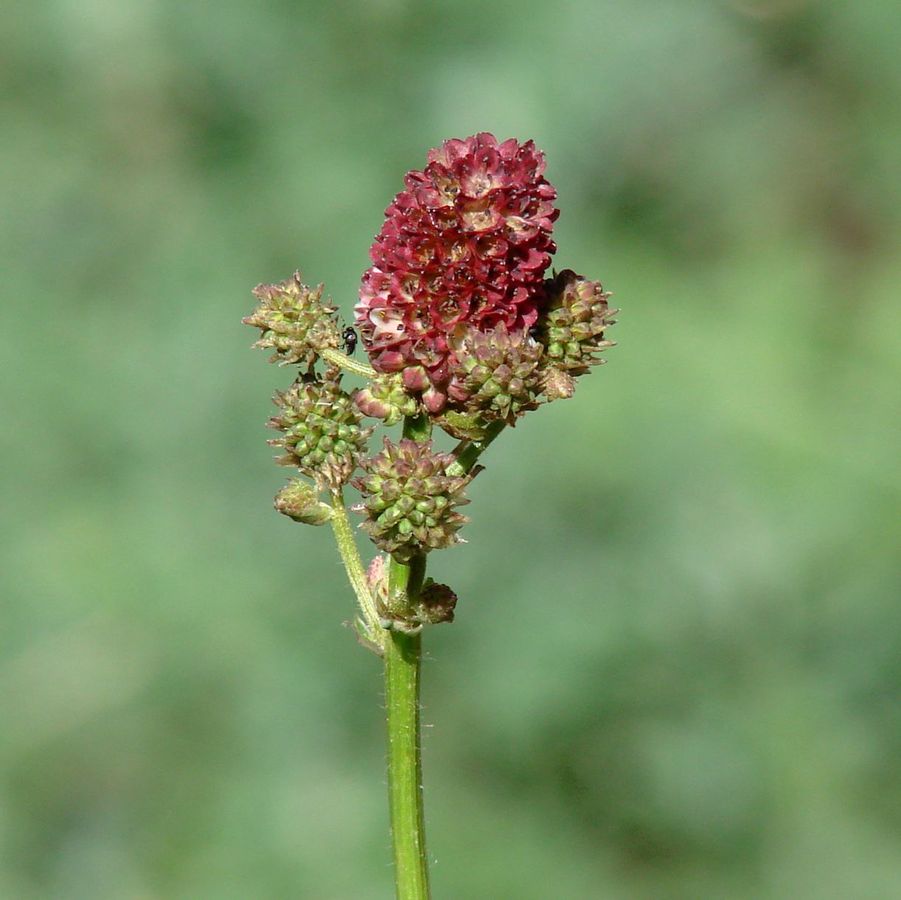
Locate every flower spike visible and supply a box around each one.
[356,133,558,412]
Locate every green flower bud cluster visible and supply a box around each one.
[452,324,543,424]
[354,438,472,561]
[268,369,372,488]
[355,372,420,426]
[274,478,333,525]
[539,269,616,377]
[244,271,340,366]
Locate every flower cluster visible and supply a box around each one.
[244,272,340,367]
[540,269,615,376]
[267,369,371,489]
[356,133,558,413]
[450,323,544,422]
[246,134,616,634]
[246,137,621,895]
[354,438,472,561]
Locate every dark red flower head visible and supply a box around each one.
[355,133,558,412]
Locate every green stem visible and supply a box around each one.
[321,347,376,379]
[329,488,382,645]
[381,410,502,897]
[385,627,429,899]
[387,553,424,617]
[447,419,505,477]
[383,415,432,898]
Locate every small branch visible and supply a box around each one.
[446,419,505,477]
[329,488,382,645]
[321,347,376,379]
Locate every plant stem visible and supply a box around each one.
[384,623,429,899]
[321,347,376,379]
[447,419,505,477]
[382,415,503,899]
[329,488,382,645]
[383,414,432,899]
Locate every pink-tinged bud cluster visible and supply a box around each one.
[356,133,558,413]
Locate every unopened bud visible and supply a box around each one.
[274,479,333,525]
[355,372,420,426]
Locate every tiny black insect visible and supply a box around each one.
[342,326,358,355]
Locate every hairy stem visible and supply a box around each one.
[447,419,505,477]
[329,488,382,646]
[321,347,376,379]
[384,412,432,898]
[385,629,429,899]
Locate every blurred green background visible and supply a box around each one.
[2,0,900,897]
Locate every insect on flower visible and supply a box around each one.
[342,325,358,355]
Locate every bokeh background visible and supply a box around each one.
[3,0,900,897]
